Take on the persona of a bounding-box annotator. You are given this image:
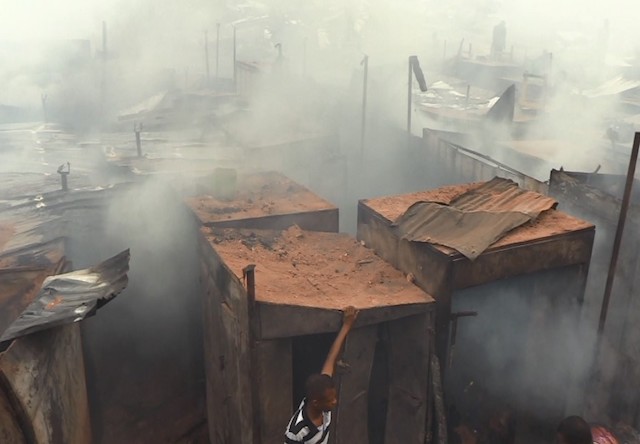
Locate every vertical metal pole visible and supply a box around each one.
[360,55,368,157]
[215,23,220,80]
[599,132,640,334]
[205,30,210,85]
[407,56,413,135]
[233,26,237,92]
[58,163,70,192]
[102,21,107,55]
[302,38,307,77]
[135,123,143,158]
[465,84,470,107]
[101,21,107,120]
[41,93,48,123]
[243,264,261,444]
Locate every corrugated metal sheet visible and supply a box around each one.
[393,177,557,260]
[583,76,640,99]
[0,183,132,341]
[0,249,129,341]
[450,176,557,215]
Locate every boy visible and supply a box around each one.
[284,306,358,444]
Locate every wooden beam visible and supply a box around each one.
[258,303,430,339]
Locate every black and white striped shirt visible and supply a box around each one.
[284,399,331,444]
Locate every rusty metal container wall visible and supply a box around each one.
[423,129,549,194]
[357,187,594,373]
[199,231,254,444]
[0,324,91,444]
[384,312,433,444]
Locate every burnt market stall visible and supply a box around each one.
[198,226,435,444]
[358,177,595,440]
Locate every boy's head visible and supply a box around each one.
[305,373,337,412]
[557,416,593,444]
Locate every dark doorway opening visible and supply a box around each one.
[292,332,334,409]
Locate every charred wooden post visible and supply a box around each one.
[599,132,640,334]
[431,354,447,444]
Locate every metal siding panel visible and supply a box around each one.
[0,324,91,444]
[332,325,378,444]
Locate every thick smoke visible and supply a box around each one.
[3,0,640,442]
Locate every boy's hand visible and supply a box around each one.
[343,306,358,327]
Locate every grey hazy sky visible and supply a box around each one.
[0,0,126,41]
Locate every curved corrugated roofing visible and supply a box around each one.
[393,177,558,260]
[449,176,557,216]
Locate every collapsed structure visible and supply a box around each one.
[0,188,130,443]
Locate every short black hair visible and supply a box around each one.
[557,416,593,444]
[305,373,335,401]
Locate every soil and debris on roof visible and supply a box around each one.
[186,171,336,223]
[203,225,433,310]
[364,177,594,258]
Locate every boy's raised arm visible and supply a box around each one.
[321,306,358,377]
